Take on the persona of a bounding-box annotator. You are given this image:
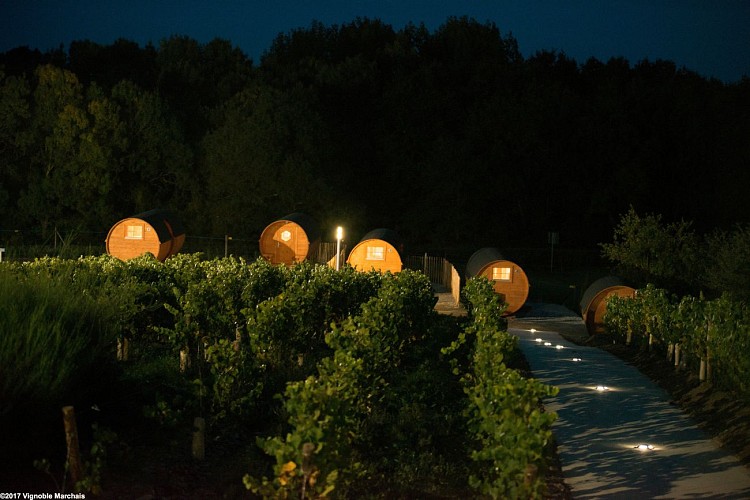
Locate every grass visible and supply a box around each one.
[0,268,119,415]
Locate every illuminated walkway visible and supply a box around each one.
[510,305,750,499]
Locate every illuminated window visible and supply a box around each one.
[125,225,144,240]
[492,267,511,281]
[366,246,385,261]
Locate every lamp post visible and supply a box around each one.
[224,235,232,258]
[548,231,559,272]
[335,226,343,270]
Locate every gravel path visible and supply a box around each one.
[510,305,750,499]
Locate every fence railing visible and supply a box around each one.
[404,254,461,304]
[314,241,347,268]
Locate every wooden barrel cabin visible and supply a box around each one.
[346,228,403,273]
[580,276,636,335]
[259,212,321,265]
[106,209,185,262]
[465,247,529,315]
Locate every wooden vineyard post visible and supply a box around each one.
[705,328,712,382]
[233,324,241,351]
[301,442,315,499]
[700,326,707,382]
[180,347,190,373]
[192,417,205,460]
[700,347,712,382]
[62,406,83,487]
[524,463,539,487]
[117,336,130,361]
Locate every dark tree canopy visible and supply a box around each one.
[1,17,748,255]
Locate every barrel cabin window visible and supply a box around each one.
[465,248,529,315]
[492,266,512,281]
[125,224,144,240]
[366,246,385,261]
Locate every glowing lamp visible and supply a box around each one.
[335,226,344,270]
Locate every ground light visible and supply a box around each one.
[572,357,582,362]
[618,443,660,452]
[555,345,564,350]
[535,338,543,343]
[588,385,625,392]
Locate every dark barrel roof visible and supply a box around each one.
[358,228,403,250]
[465,247,506,277]
[131,209,185,242]
[579,276,628,314]
[277,212,321,242]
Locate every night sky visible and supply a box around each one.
[1,0,749,83]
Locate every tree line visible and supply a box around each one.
[601,207,750,300]
[2,17,748,256]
